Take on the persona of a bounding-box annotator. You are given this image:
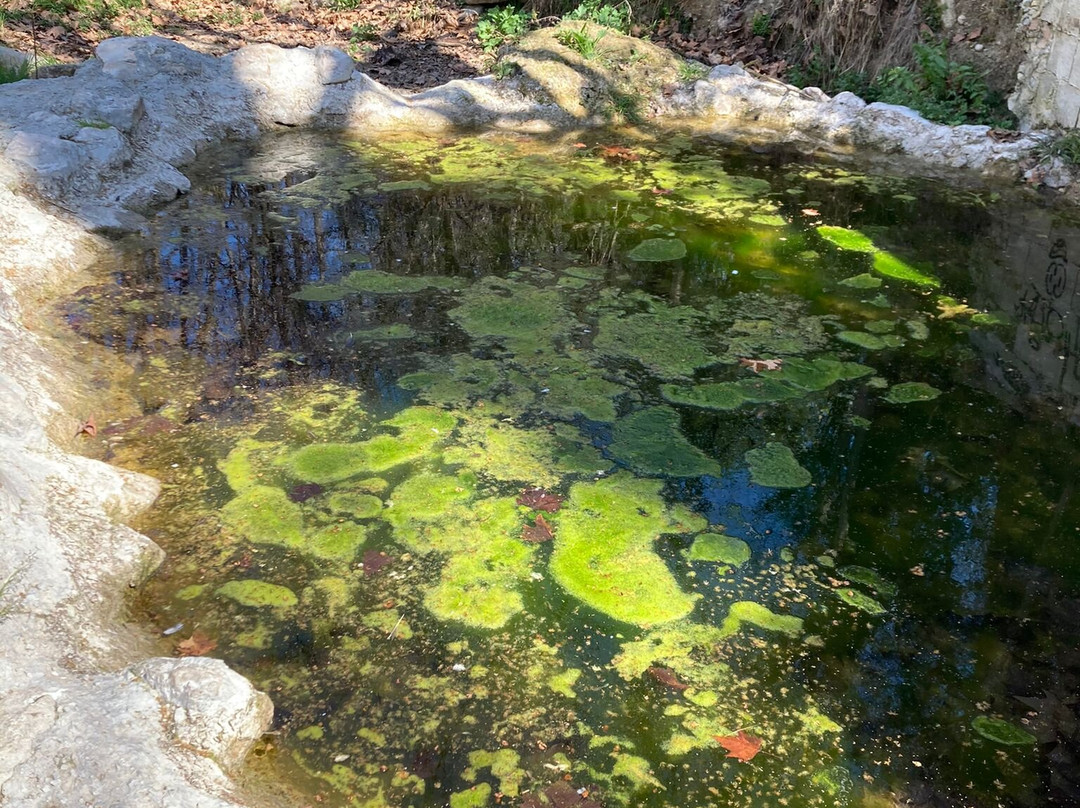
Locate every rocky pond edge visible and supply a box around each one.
[0,27,1067,807]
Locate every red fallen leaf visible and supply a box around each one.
[714,730,762,762]
[739,357,783,373]
[177,631,217,657]
[517,488,564,513]
[362,549,393,577]
[599,145,639,162]
[75,416,97,438]
[522,513,554,543]
[647,666,690,691]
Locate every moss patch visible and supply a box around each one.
[341,270,459,294]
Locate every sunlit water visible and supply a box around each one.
[65,130,1080,808]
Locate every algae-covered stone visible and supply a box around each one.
[884,381,941,404]
[720,601,803,637]
[217,579,298,610]
[687,533,751,566]
[817,225,877,253]
[608,407,723,478]
[745,443,811,489]
[971,715,1036,745]
[550,475,700,626]
[627,237,687,262]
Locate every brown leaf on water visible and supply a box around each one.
[177,631,217,657]
[739,357,783,373]
[517,488,564,513]
[362,549,393,577]
[522,513,554,543]
[647,666,690,691]
[288,482,325,503]
[599,145,639,162]
[714,730,762,762]
[75,415,97,438]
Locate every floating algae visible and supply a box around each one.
[687,532,751,566]
[550,475,701,626]
[884,381,942,404]
[873,251,941,287]
[838,564,898,598]
[608,407,723,477]
[217,579,298,610]
[817,225,878,253]
[341,269,460,294]
[448,276,576,355]
[744,442,811,488]
[594,308,717,379]
[834,587,887,615]
[627,237,687,262]
[971,715,1037,746]
[720,600,803,637]
[660,382,747,411]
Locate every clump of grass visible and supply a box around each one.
[1035,132,1080,166]
[750,11,771,38]
[492,59,521,80]
[556,22,607,59]
[677,59,708,83]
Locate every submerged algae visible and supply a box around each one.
[687,532,751,566]
[550,475,701,626]
[720,600,803,637]
[745,443,812,489]
[608,407,723,478]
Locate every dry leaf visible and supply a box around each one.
[177,631,218,657]
[598,145,639,162]
[739,357,783,373]
[517,488,564,513]
[75,415,97,437]
[714,730,762,762]
[647,666,690,690]
[522,513,554,543]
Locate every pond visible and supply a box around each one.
[66,128,1080,808]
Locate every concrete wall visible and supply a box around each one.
[1011,0,1080,128]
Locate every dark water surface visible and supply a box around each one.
[68,130,1080,808]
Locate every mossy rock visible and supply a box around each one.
[745,442,811,488]
[550,474,701,626]
[720,600,803,637]
[971,715,1037,745]
[627,237,687,262]
[687,533,751,566]
[217,579,298,610]
[503,23,684,123]
[609,406,723,478]
[884,381,941,404]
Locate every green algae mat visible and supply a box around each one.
[68,129,1080,808]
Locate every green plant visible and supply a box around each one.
[328,0,361,9]
[609,91,641,122]
[349,22,379,41]
[492,59,520,80]
[872,42,996,126]
[565,0,631,33]
[1035,132,1080,166]
[920,0,944,31]
[677,59,708,83]
[0,60,29,84]
[556,21,607,58]
[77,118,113,129]
[750,11,771,38]
[476,6,529,53]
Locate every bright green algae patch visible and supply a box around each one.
[550,475,701,626]
[873,251,941,287]
[721,601,803,637]
[217,579,298,609]
[817,225,877,253]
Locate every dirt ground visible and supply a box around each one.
[0,0,782,90]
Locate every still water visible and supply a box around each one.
[67,129,1080,808]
